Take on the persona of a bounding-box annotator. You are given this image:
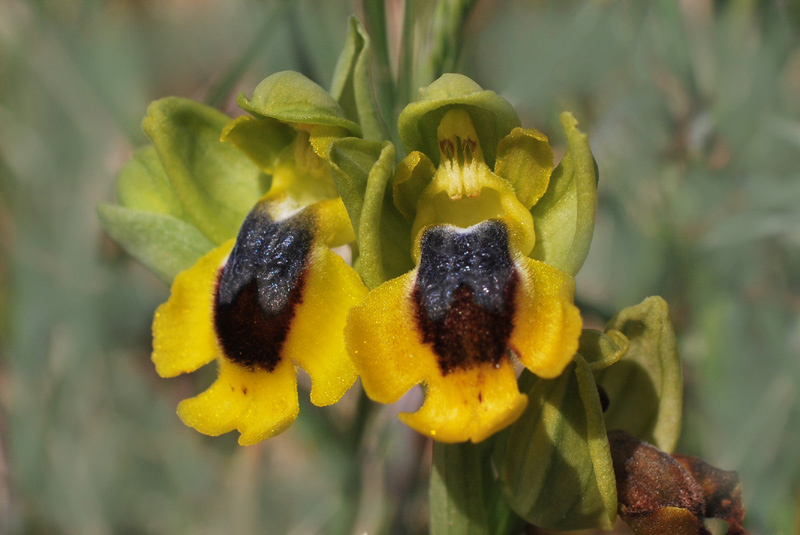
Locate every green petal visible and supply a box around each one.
[529,112,597,276]
[500,356,617,531]
[392,150,436,220]
[116,145,184,217]
[220,115,292,174]
[142,97,268,244]
[397,73,520,167]
[329,16,386,141]
[97,203,215,284]
[238,71,361,136]
[595,296,683,453]
[328,138,412,288]
[494,127,554,210]
[579,328,629,372]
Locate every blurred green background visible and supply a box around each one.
[1,0,799,533]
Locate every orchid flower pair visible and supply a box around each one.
[103,66,598,446]
[99,8,603,448]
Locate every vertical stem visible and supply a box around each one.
[397,0,416,110]
[329,388,373,535]
[417,0,477,89]
[362,0,396,135]
[429,439,523,535]
[429,441,489,535]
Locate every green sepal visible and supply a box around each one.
[97,203,215,284]
[579,328,630,372]
[397,73,520,167]
[220,115,292,174]
[499,355,617,531]
[529,112,597,276]
[330,16,385,141]
[327,138,413,288]
[494,127,554,210]
[595,296,683,453]
[393,151,436,220]
[142,97,268,244]
[238,71,361,136]
[430,441,490,535]
[115,145,184,217]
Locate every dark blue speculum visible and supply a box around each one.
[412,220,518,375]
[214,206,315,371]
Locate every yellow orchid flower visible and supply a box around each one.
[150,72,367,445]
[345,75,585,443]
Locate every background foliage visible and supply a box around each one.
[1,0,799,533]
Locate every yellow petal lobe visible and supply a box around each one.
[287,246,366,406]
[399,361,528,443]
[151,240,234,378]
[177,357,299,445]
[510,257,582,378]
[346,272,434,403]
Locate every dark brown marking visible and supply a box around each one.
[412,222,518,375]
[213,205,315,372]
[440,139,455,160]
[214,274,305,372]
[413,273,517,375]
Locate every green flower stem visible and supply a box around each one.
[397,0,416,110]
[205,1,291,107]
[378,434,428,533]
[329,387,374,535]
[430,441,490,535]
[362,0,396,135]
[430,438,525,535]
[488,498,525,535]
[417,0,478,89]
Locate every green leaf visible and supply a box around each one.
[500,356,617,531]
[579,328,629,372]
[330,16,386,141]
[328,138,413,288]
[115,146,184,217]
[596,296,683,453]
[397,73,520,167]
[142,97,268,244]
[97,203,215,284]
[529,111,597,276]
[430,442,490,535]
[238,71,361,136]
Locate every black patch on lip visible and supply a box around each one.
[412,221,518,375]
[214,207,314,371]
